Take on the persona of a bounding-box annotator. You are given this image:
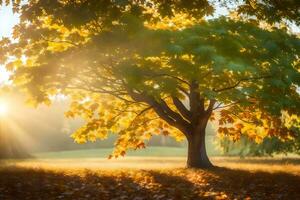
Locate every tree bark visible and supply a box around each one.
[187,126,213,168]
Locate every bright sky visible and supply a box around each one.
[0,5,19,84]
[0,5,19,37]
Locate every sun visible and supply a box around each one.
[0,101,8,116]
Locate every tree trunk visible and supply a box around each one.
[187,127,213,168]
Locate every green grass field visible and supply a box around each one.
[33,147,188,159]
[4,147,298,175]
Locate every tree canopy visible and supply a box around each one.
[2,0,299,25]
[1,0,299,167]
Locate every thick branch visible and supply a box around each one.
[157,99,191,129]
[152,101,191,136]
[178,86,189,96]
[125,87,191,135]
[206,99,216,114]
[172,96,192,121]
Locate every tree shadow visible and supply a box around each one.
[0,167,154,200]
[146,167,300,199]
[204,167,300,199]
[0,166,299,200]
[217,157,300,165]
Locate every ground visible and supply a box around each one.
[0,148,300,200]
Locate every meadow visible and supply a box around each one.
[1,147,300,200]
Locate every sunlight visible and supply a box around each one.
[0,5,19,38]
[0,67,11,85]
[0,101,8,116]
[4,117,35,150]
[0,4,20,86]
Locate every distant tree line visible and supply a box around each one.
[218,131,300,157]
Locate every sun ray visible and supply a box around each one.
[0,100,9,116]
[0,117,36,155]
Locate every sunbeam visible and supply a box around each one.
[0,103,8,116]
[3,118,36,153]
[0,95,34,158]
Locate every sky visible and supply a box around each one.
[0,5,19,37]
[0,5,18,84]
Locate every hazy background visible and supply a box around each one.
[1,92,219,154]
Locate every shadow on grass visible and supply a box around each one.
[216,157,300,165]
[201,167,300,199]
[0,166,299,200]
[148,166,300,199]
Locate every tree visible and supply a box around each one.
[1,0,300,168]
[235,0,300,26]
[218,129,300,157]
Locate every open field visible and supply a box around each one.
[1,154,300,200]
[29,147,300,175]
[33,147,189,159]
[3,156,300,175]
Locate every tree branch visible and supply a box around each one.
[206,99,216,114]
[157,98,191,129]
[213,101,239,110]
[178,86,189,96]
[41,36,80,47]
[213,75,272,92]
[128,106,153,128]
[171,96,192,121]
[150,73,191,86]
[228,111,258,124]
[125,86,191,135]
[65,85,136,104]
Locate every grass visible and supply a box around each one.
[1,157,300,200]
[31,147,300,174]
[33,146,188,159]
[1,148,300,199]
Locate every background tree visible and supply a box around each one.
[1,0,299,168]
[217,112,300,156]
[218,128,300,157]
